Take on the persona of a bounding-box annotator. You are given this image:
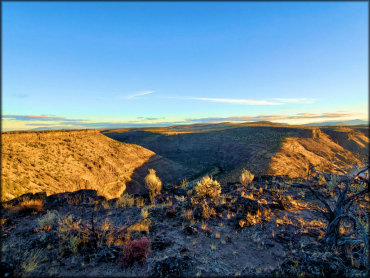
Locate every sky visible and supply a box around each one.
[2,1,368,131]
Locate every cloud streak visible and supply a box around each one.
[124,91,154,99]
[273,98,315,104]
[183,97,281,105]
[3,110,364,132]
[173,97,316,105]
[3,115,84,122]
[11,93,29,98]
[186,111,360,123]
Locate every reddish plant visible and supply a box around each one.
[119,237,150,268]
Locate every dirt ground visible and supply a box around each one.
[1,176,368,277]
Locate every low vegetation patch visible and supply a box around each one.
[119,238,150,268]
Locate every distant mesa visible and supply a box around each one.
[303,119,368,126]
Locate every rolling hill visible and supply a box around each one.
[103,123,369,183]
[2,123,368,202]
[1,129,195,201]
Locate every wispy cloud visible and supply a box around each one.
[123,91,154,99]
[288,112,355,119]
[273,98,315,104]
[136,116,165,121]
[2,115,84,122]
[11,93,29,98]
[180,97,281,105]
[3,110,364,132]
[172,97,315,105]
[186,111,361,124]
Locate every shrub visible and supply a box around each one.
[127,219,151,235]
[119,238,150,268]
[145,169,162,202]
[57,215,84,254]
[201,200,216,219]
[240,169,254,189]
[307,164,369,267]
[38,211,59,230]
[141,207,150,219]
[116,193,135,208]
[136,197,145,207]
[194,175,221,200]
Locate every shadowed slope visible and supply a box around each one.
[103,123,369,182]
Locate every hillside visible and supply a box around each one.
[103,123,369,183]
[1,123,368,277]
[2,123,368,202]
[1,130,195,201]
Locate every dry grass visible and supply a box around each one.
[240,169,254,189]
[239,208,273,228]
[116,194,135,208]
[145,169,162,202]
[1,130,157,201]
[127,219,151,234]
[268,132,363,178]
[17,199,44,213]
[194,175,221,200]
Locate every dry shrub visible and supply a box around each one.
[18,199,44,214]
[57,215,86,254]
[136,197,145,208]
[119,237,150,268]
[127,219,151,234]
[194,175,221,200]
[240,169,254,189]
[145,169,162,202]
[201,200,216,219]
[116,193,135,208]
[141,207,150,219]
[239,208,272,228]
[183,209,193,220]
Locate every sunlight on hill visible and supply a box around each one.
[1,130,155,201]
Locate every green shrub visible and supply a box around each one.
[38,210,59,230]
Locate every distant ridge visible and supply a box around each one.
[303,119,368,126]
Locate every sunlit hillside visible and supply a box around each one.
[1,129,195,201]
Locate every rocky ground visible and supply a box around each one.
[1,176,368,277]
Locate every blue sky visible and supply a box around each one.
[2,1,368,131]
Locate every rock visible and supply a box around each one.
[150,256,193,277]
[279,252,346,277]
[173,187,188,197]
[184,225,199,236]
[45,189,102,210]
[151,236,173,251]
[193,207,203,220]
[205,228,213,237]
[264,240,275,248]
[237,197,259,213]
[0,262,14,278]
